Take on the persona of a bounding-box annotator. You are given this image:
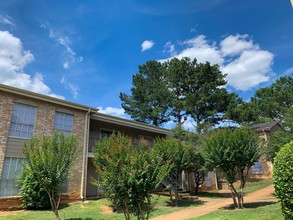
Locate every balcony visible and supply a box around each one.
[88,137,100,152]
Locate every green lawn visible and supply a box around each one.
[197,178,273,198]
[190,202,282,220]
[0,179,274,220]
[0,195,202,220]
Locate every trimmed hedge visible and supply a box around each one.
[273,141,293,219]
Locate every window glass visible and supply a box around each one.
[100,130,115,140]
[0,158,23,197]
[8,103,37,138]
[54,112,74,136]
[252,159,263,174]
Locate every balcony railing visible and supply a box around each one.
[88,137,100,152]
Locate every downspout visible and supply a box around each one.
[81,108,91,200]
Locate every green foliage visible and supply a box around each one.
[120,57,239,131]
[204,128,260,208]
[94,133,171,220]
[230,76,293,124]
[153,137,191,205]
[19,168,51,210]
[22,132,79,220]
[267,109,293,162]
[120,60,171,126]
[273,141,293,219]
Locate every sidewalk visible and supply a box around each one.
[151,185,276,220]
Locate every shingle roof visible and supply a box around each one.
[250,121,281,131]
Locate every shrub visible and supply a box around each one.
[19,169,51,210]
[273,141,293,219]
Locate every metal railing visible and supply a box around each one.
[88,137,100,152]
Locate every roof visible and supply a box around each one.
[250,121,281,132]
[91,112,173,136]
[0,84,99,112]
[0,84,172,136]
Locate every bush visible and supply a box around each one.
[19,169,51,210]
[273,141,293,219]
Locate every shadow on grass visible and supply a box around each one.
[197,191,225,198]
[220,201,277,210]
[166,199,205,207]
[65,218,93,220]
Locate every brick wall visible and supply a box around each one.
[0,196,22,211]
[0,91,87,200]
[0,92,14,178]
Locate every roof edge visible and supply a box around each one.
[0,84,98,112]
[91,112,172,135]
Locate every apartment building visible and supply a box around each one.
[0,84,171,207]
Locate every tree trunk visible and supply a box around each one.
[229,184,239,209]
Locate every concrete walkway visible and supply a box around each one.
[151,185,276,220]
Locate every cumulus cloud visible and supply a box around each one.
[41,23,83,69]
[0,15,15,26]
[98,106,127,118]
[60,76,79,98]
[221,50,273,90]
[160,34,274,91]
[220,34,258,56]
[0,30,63,99]
[141,40,155,51]
[160,35,223,65]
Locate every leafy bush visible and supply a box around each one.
[19,169,51,210]
[273,141,293,219]
[94,133,171,220]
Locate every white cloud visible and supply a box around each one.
[161,35,223,65]
[164,41,177,56]
[60,76,79,98]
[160,34,274,91]
[0,15,15,26]
[220,34,258,56]
[141,40,155,52]
[0,30,63,99]
[41,23,83,69]
[221,50,273,90]
[98,106,127,118]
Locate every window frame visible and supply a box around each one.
[54,111,74,136]
[8,102,37,139]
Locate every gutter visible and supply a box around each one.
[80,108,91,200]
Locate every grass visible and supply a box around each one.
[0,179,274,220]
[197,178,273,198]
[190,202,283,220]
[0,195,202,220]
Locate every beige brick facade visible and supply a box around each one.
[0,90,87,199]
[0,84,172,209]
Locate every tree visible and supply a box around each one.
[22,132,79,220]
[153,138,191,206]
[267,108,293,162]
[170,126,206,195]
[273,141,293,219]
[204,128,260,208]
[120,60,171,126]
[120,57,239,131]
[19,168,51,210]
[94,133,171,220]
[164,57,193,125]
[230,76,293,124]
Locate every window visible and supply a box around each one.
[0,157,23,197]
[251,159,263,174]
[8,103,37,138]
[54,112,74,136]
[100,129,115,140]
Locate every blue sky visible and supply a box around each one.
[0,0,293,128]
